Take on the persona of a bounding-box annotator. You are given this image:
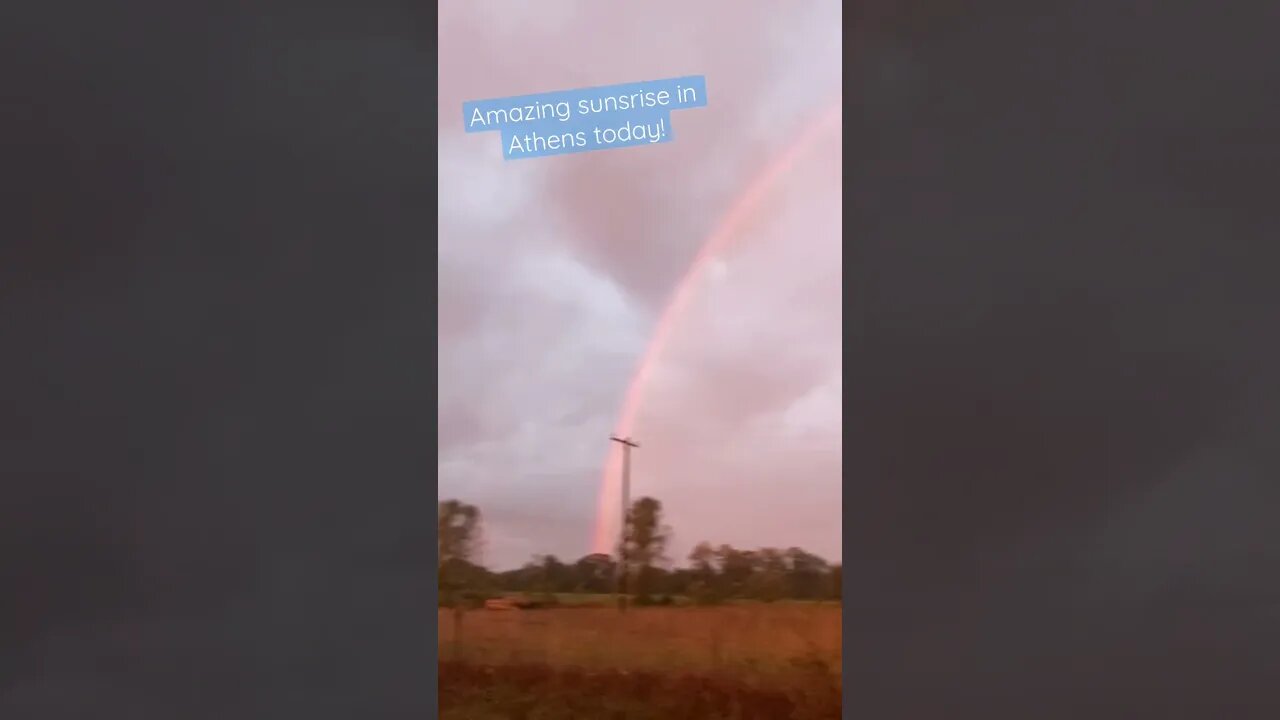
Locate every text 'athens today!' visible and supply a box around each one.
[462,76,707,161]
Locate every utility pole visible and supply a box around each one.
[609,435,639,612]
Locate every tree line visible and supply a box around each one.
[439,496,842,606]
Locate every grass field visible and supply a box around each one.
[438,602,841,719]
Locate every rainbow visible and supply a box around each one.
[591,99,843,553]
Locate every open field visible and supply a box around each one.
[438,604,841,719]
[539,593,839,608]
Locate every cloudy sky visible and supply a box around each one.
[438,2,843,569]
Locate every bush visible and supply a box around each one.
[687,581,723,606]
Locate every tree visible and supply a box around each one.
[747,547,788,602]
[621,496,669,602]
[659,567,693,597]
[572,553,616,594]
[688,542,716,580]
[431,494,841,606]
[496,563,542,593]
[685,541,721,604]
[438,499,482,606]
[533,554,572,594]
[785,547,830,600]
[715,544,755,597]
[438,499,482,566]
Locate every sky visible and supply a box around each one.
[437,2,844,570]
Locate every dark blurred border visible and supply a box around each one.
[848,1,1279,717]
[0,2,438,716]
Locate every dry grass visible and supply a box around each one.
[438,604,842,719]
[439,604,841,681]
